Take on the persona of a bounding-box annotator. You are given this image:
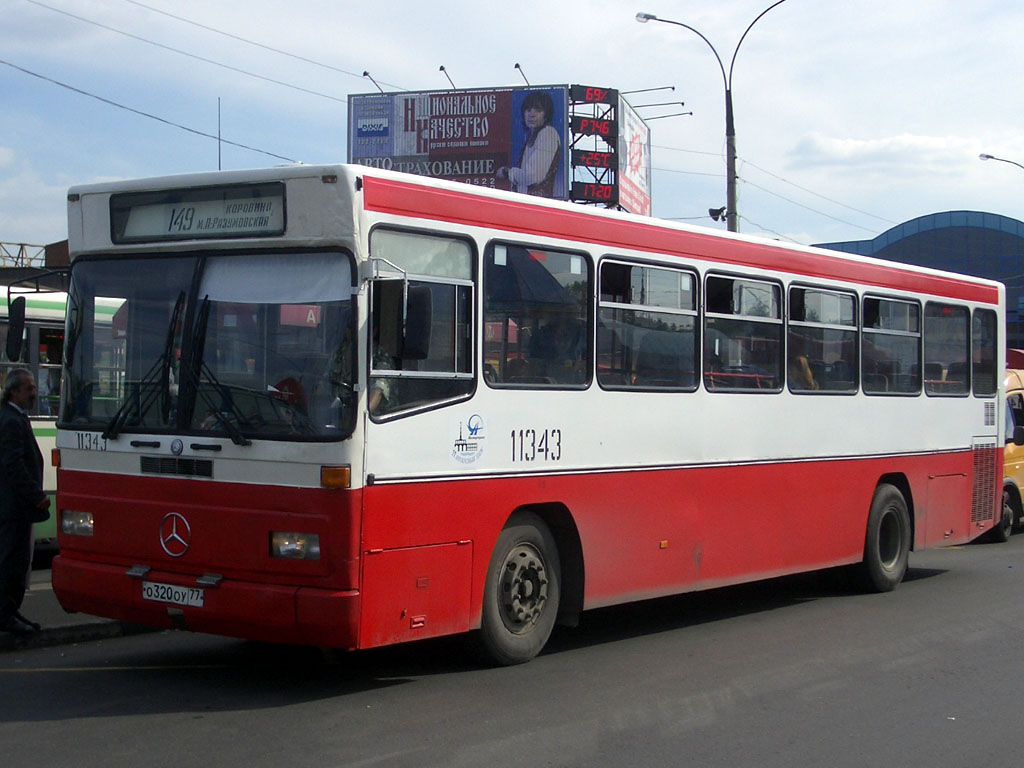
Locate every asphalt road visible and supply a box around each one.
[3,534,1024,768]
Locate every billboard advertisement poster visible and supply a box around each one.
[617,97,652,217]
[349,86,569,200]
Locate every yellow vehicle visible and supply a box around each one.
[1002,365,1024,541]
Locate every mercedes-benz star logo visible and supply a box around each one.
[159,512,192,558]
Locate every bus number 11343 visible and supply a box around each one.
[511,428,562,462]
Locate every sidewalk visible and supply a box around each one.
[0,567,152,652]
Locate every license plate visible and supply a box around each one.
[141,580,204,608]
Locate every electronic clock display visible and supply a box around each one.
[571,182,618,204]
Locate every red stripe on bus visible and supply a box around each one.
[362,176,999,305]
[53,443,998,650]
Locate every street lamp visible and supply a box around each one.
[980,153,1024,172]
[636,2,789,232]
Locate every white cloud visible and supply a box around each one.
[4,0,1024,245]
[788,133,980,178]
[0,164,68,245]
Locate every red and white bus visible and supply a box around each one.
[50,164,1004,664]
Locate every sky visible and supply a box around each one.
[3,0,1024,253]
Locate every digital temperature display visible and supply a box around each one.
[571,150,617,170]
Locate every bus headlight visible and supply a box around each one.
[61,510,94,537]
[270,532,320,560]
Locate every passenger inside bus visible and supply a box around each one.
[787,336,818,391]
[527,314,584,383]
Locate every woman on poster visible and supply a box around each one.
[497,91,561,197]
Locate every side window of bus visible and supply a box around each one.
[36,327,64,416]
[862,297,921,395]
[0,320,27,363]
[972,308,998,397]
[368,229,474,418]
[0,321,63,418]
[788,286,858,394]
[0,321,21,404]
[597,260,697,390]
[922,302,969,396]
[704,275,782,392]
[484,243,590,388]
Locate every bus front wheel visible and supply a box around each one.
[993,489,1016,543]
[478,512,561,665]
[860,483,911,592]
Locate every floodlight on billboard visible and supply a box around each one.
[348,85,571,201]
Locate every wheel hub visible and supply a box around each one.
[499,543,549,633]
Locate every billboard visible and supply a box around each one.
[617,97,652,217]
[348,86,570,200]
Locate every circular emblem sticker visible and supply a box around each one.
[451,414,485,465]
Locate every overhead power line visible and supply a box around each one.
[25,0,349,105]
[651,144,724,159]
[651,144,893,234]
[651,166,724,180]
[0,58,297,163]
[739,177,878,234]
[739,158,898,226]
[120,0,406,91]
[737,215,802,244]
[21,0,891,237]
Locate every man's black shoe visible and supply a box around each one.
[14,611,40,631]
[0,614,36,636]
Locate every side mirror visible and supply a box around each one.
[1012,425,1024,447]
[5,296,25,362]
[373,280,404,360]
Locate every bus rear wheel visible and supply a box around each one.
[478,512,561,666]
[860,483,911,592]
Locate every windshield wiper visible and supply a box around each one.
[102,292,185,440]
[159,291,186,423]
[182,297,251,446]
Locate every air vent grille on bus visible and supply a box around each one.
[140,456,213,478]
[970,442,996,524]
[985,401,996,427]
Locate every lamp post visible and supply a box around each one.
[637,2,789,232]
[980,153,1024,172]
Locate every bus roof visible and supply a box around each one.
[67,163,1003,306]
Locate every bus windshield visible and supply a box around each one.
[62,251,355,441]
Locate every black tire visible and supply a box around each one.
[994,489,1015,543]
[859,483,911,592]
[478,512,561,665]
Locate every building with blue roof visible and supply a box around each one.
[815,211,1024,348]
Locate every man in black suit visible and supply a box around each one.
[0,368,50,635]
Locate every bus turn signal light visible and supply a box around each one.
[320,465,351,489]
[52,448,60,468]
